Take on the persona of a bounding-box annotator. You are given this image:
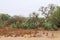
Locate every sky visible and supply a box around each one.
[0,0,60,17]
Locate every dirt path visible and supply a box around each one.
[0,37,60,40]
[0,37,55,40]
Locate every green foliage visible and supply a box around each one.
[15,21,21,28]
[20,22,39,29]
[0,14,10,27]
[10,23,17,28]
[20,22,29,29]
[10,21,21,28]
[0,14,10,21]
[33,22,39,28]
[50,6,60,27]
[43,21,58,30]
[18,12,40,29]
[52,24,58,30]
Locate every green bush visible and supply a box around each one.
[43,21,58,30]
[10,23,17,28]
[15,21,21,28]
[20,22,29,29]
[52,24,58,30]
[10,21,21,28]
[31,22,39,29]
[20,22,39,29]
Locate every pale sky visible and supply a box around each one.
[0,0,60,17]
